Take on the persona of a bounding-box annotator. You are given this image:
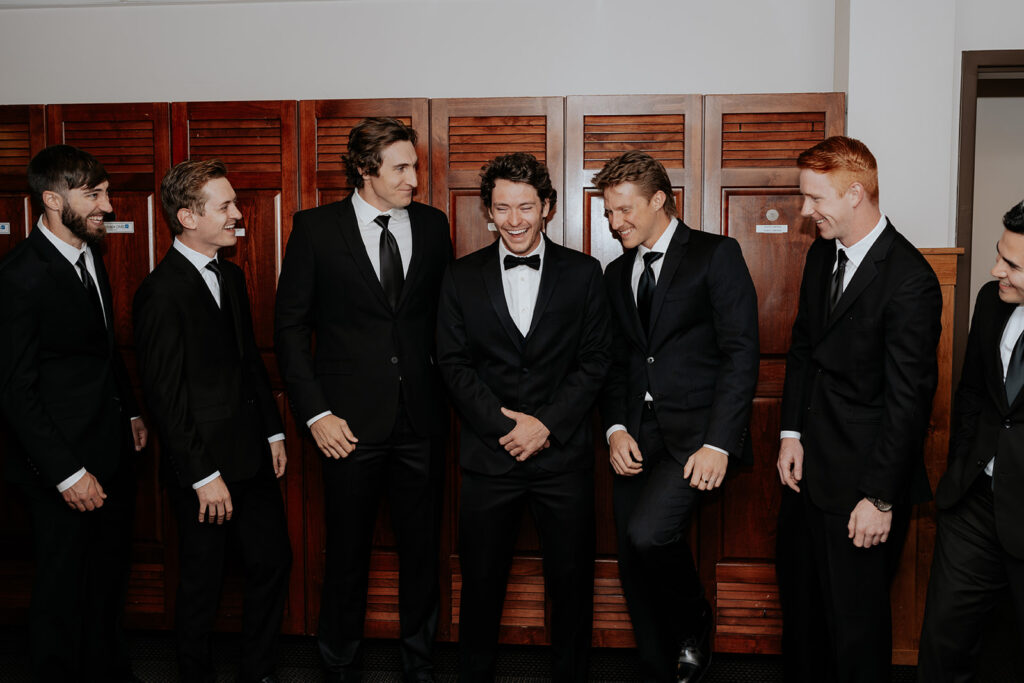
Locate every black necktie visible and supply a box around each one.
[828,249,848,318]
[503,254,541,270]
[75,252,105,326]
[1006,327,1024,404]
[636,251,663,332]
[204,260,224,308]
[375,214,403,309]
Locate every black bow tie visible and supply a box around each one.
[504,254,541,270]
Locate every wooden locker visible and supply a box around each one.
[171,100,304,633]
[296,98,430,636]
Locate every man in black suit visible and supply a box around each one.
[437,152,611,681]
[133,159,291,683]
[595,151,760,683]
[275,117,452,682]
[776,136,941,682]
[0,145,148,682]
[917,199,1024,682]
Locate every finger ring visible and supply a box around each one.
[703,477,709,482]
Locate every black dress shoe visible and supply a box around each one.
[676,637,712,683]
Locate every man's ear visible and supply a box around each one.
[847,182,865,209]
[177,207,195,231]
[651,190,666,212]
[41,189,63,213]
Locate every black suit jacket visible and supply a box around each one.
[133,248,282,488]
[601,223,760,465]
[0,227,138,489]
[781,222,941,514]
[935,280,1024,557]
[437,237,612,475]
[275,195,452,440]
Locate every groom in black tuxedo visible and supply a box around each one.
[437,152,611,682]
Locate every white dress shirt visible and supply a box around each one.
[604,218,726,456]
[307,189,415,429]
[986,305,1024,476]
[498,237,545,336]
[38,218,111,493]
[780,213,888,443]
[173,239,284,490]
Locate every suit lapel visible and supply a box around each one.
[617,251,646,348]
[336,195,391,310]
[397,204,425,311]
[481,242,525,348]
[91,248,116,347]
[648,222,690,337]
[526,237,561,340]
[990,299,1020,412]
[824,224,897,332]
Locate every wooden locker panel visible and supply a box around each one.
[295,99,430,637]
[431,98,564,258]
[45,102,174,628]
[0,105,46,623]
[565,95,703,268]
[298,98,430,211]
[0,105,44,260]
[171,100,304,634]
[700,93,845,654]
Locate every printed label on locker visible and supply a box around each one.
[0,222,10,235]
[234,228,245,237]
[104,221,134,234]
[756,224,788,234]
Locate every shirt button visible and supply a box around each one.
[647,356,654,364]
[390,356,398,364]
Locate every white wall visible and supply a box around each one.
[0,0,835,103]
[970,96,1024,312]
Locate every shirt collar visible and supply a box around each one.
[173,237,217,273]
[638,217,678,258]
[498,233,546,263]
[837,214,887,268]
[352,187,408,228]
[36,216,87,266]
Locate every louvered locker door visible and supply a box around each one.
[564,94,703,647]
[0,104,46,624]
[700,94,845,654]
[430,97,563,644]
[297,98,430,636]
[46,101,174,628]
[171,100,305,633]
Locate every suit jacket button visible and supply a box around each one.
[521,367,529,374]
[390,356,399,364]
[1004,420,1012,429]
[977,460,986,467]
[647,356,654,364]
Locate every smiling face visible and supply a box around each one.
[602,181,668,250]
[488,178,549,255]
[179,176,242,257]
[799,168,858,244]
[58,180,112,248]
[992,229,1024,305]
[359,140,418,212]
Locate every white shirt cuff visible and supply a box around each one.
[704,443,728,456]
[307,411,332,428]
[56,467,86,493]
[606,424,627,443]
[267,433,285,443]
[192,471,221,490]
[130,415,142,421]
[780,431,801,441]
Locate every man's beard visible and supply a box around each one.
[63,204,106,248]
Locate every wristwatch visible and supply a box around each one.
[866,497,893,512]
